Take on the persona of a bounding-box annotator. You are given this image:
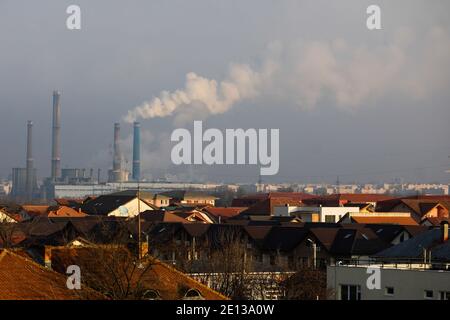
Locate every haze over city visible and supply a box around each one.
[1,0,450,184]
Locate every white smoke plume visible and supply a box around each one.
[124,27,450,124]
[124,63,268,123]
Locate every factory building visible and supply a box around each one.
[11,121,39,200]
[108,123,130,183]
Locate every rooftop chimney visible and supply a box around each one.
[442,222,449,242]
[51,90,61,180]
[25,120,33,200]
[132,121,141,181]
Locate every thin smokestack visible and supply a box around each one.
[25,121,33,200]
[113,123,121,172]
[132,121,141,181]
[51,90,61,180]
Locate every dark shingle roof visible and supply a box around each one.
[263,227,310,252]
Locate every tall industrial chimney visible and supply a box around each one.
[113,123,122,172]
[132,121,141,181]
[25,121,34,200]
[51,90,61,180]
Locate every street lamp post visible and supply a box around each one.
[307,238,317,269]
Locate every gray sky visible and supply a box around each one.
[0,0,449,184]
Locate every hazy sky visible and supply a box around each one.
[1,0,449,184]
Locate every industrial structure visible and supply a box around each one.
[42,91,98,200]
[132,121,141,181]
[108,123,129,183]
[10,91,142,200]
[51,90,61,181]
[11,121,38,200]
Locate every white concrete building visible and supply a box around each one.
[327,263,450,300]
[273,205,360,223]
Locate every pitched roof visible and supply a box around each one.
[21,205,50,217]
[50,246,227,300]
[421,217,450,226]
[47,206,87,218]
[374,228,446,259]
[376,198,450,217]
[81,194,158,215]
[263,227,310,252]
[330,228,388,256]
[348,215,418,226]
[140,210,189,223]
[202,207,247,219]
[0,250,103,300]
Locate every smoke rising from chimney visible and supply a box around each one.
[123,27,450,124]
[124,63,267,123]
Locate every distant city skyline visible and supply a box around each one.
[1,0,450,184]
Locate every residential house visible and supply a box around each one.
[160,190,217,206]
[338,212,418,226]
[81,191,158,217]
[376,198,450,222]
[201,206,248,223]
[0,249,103,299]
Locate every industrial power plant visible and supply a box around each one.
[11,91,143,201]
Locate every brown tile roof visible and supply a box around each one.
[350,216,419,226]
[202,207,247,218]
[420,217,450,226]
[0,250,104,300]
[140,210,190,223]
[50,247,227,300]
[21,205,50,217]
[47,206,87,218]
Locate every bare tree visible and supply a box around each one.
[281,267,331,300]
[193,227,254,299]
[52,245,156,299]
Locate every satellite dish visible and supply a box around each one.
[118,206,129,217]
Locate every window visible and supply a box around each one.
[325,215,336,223]
[142,289,161,300]
[424,290,434,299]
[340,285,361,300]
[439,291,450,300]
[385,287,394,296]
[183,289,204,300]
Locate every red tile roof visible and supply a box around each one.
[202,207,247,218]
[47,206,87,218]
[0,250,104,300]
[50,247,227,300]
